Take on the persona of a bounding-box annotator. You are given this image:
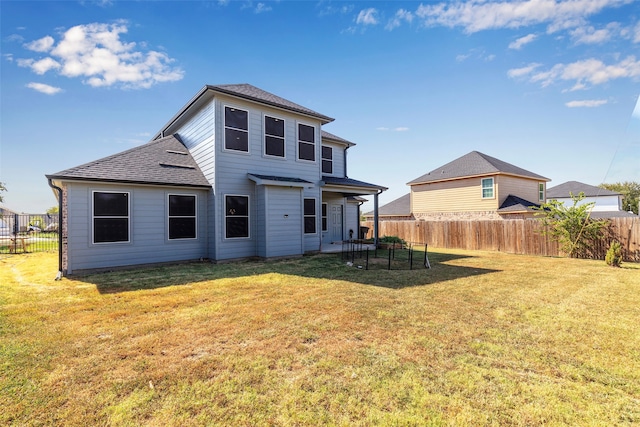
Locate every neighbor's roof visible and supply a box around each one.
[46,135,211,188]
[407,151,550,185]
[546,181,620,199]
[364,193,411,217]
[497,195,541,214]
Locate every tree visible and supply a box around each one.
[47,206,59,215]
[599,181,640,214]
[0,182,6,203]
[534,192,609,258]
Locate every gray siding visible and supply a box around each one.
[65,182,208,274]
[213,95,323,259]
[264,186,303,257]
[346,199,360,239]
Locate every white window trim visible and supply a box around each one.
[92,190,130,245]
[481,177,495,199]
[296,122,317,163]
[304,197,318,235]
[322,145,333,175]
[263,114,286,159]
[167,193,198,241]
[223,104,250,155]
[539,183,545,202]
[224,194,250,240]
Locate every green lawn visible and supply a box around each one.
[1,250,639,426]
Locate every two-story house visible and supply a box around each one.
[407,151,550,220]
[46,84,386,275]
[546,181,636,218]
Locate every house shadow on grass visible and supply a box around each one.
[83,250,500,294]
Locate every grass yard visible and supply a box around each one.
[1,250,639,426]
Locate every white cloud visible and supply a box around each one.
[254,3,272,14]
[376,127,409,132]
[16,21,184,89]
[386,9,413,30]
[415,0,631,34]
[565,99,608,107]
[507,63,542,78]
[517,56,640,88]
[509,33,537,49]
[24,35,55,52]
[26,82,62,95]
[356,8,379,26]
[570,22,620,44]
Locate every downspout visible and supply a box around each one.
[47,178,63,280]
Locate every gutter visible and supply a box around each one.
[47,178,64,280]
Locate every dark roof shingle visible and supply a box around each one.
[546,181,620,198]
[408,151,549,185]
[46,135,211,188]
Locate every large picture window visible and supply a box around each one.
[304,198,316,234]
[169,194,196,240]
[225,106,249,152]
[265,115,285,157]
[322,146,333,174]
[93,191,129,243]
[482,178,494,199]
[298,123,315,161]
[225,195,249,238]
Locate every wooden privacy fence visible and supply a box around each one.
[362,217,640,262]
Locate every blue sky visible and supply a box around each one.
[1,0,639,213]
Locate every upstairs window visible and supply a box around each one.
[481,178,494,199]
[225,106,249,152]
[225,195,249,238]
[93,191,129,244]
[539,183,545,201]
[322,146,333,174]
[168,194,196,240]
[265,115,285,157]
[304,198,316,234]
[298,123,315,161]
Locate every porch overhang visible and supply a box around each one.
[248,173,315,188]
[320,176,387,196]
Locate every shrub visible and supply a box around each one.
[605,240,623,267]
[379,236,407,246]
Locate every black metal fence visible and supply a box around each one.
[0,214,59,254]
[340,240,431,270]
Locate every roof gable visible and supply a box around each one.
[46,135,210,188]
[210,84,334,123]
[407,151,549,185]
[546,181,620,198]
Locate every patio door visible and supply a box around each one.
[330,205,343,242]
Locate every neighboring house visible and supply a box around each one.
[46,84,386,275]
[406,151,550,220]
[546,181,636,218]
[363,193,412,221]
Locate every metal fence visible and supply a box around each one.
[340,240,431,270]
[0,214,59,254]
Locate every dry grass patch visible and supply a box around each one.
[1,251,639,426]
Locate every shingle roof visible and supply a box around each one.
[321,130,355,146]
[46,135,211,188]
[407,151,549,185]
[365,193,411,217]
[208,84,334,124]
[322,176,387,191]
[546,181,620,198]
[497,195,541,213]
